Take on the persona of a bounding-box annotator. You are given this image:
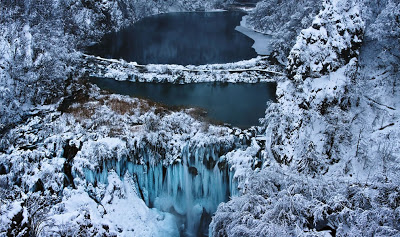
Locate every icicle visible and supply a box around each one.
[84,168,95,184]
[79,142,238,237]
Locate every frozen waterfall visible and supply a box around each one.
[79,143,239,236]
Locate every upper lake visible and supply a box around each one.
[87,11,258,65]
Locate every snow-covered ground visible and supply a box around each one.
[47,173,180,236]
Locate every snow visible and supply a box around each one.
[288,0,364,79]
[226,138,260,180]
[86,55,281,84]
[96,137,125,150]
[235,16,272,56]
[0,201,22,226]
[48,172,179,237]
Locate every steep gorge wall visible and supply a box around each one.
[210,0,400,235]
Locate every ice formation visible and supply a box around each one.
[77,143,238,236]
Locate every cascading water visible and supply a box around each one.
[79,143,239,237]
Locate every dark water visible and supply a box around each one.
[91,77,276,128]
[87,11,257,65]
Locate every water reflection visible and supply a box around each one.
[87,11,257,65]
[90,77,276,128]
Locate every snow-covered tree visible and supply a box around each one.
[366,1,400,39]
[245,0,322,64]
[287,0,364,81]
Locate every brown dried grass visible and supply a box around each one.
[67,103,96,121]
[106,98,137,115]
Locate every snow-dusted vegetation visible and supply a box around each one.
[1,0,399,236]
[84,55,282,83]
[211,0,400,236]
[244,0,323,64]
[0,84,258,236]
[0,0,231,130]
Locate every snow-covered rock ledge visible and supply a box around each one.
[83,54,284,84]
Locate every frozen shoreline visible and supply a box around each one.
[235,16,272,56]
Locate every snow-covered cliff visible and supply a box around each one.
[210,0,400,236]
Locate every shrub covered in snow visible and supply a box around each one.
[210,167,400,236]
[366,1,400,40]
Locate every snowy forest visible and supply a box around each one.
[0,0,399,236]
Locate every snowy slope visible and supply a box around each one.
[211,0,400,236]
